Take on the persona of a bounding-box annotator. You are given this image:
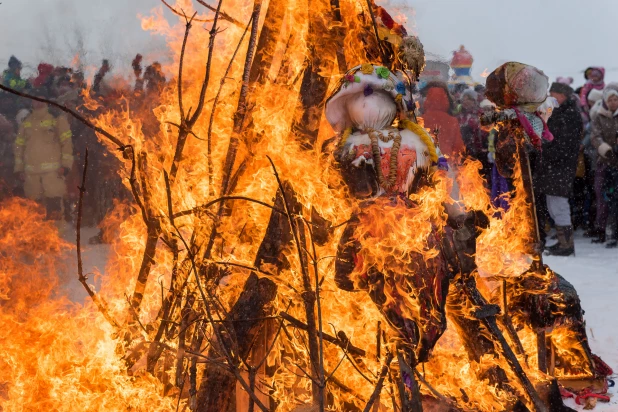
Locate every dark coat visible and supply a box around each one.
[540,98,584,197]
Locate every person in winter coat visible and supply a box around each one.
[1,56,27,91]
[421,82,465,160]
[579,67,605,112]
[458,89,491,183]
[13,93,73,221]
[541,83,584,256]
[589,83,618,243]
[0,56,31,122]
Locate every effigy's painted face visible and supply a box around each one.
[345,91,397,131]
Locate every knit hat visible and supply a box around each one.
[602,83,618,105]
[587,88,603,104]
[556,76,573,85]
[8,55,22,70]
[549,82,573,97]
[325,64,413,132]
[486,62,549,110]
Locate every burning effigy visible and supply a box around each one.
[0,0,613,411]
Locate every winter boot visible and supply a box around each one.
[546,226,575,256]
[546,226,565,252]
[591,231,606,244]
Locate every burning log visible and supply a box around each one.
[196,273,278,411]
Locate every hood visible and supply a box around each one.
[423,87,451,113]
[597,83,618,118]
[32,63,54,88]
[8,55,21,70]
[584,67,605,81]
[590,99,603,122]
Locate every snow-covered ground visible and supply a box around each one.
[545,231,618,411]
[57,226,617,410]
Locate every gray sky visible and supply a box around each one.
[0,0,616,88]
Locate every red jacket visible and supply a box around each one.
[422,87,465,158]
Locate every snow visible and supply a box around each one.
[56,225,618,410]
[545,231,618,411]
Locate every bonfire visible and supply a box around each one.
[0,0,612,411]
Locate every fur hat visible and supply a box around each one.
[587,88,603,104]
[325,64,413,132]
[549,82,573,97]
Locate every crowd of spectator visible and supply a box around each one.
[0,54,166,242]
[418,67,618,256]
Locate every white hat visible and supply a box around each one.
[325,64,414,132]
[588,88,603,104]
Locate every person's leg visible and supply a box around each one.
[23,173,43,201]
[546,195,574,255]
[41,171,67,221]
[593,164,608,242]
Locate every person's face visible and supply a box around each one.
[607,94,618,112]
[462,96,476,112]
[590,71,603,83]
[550,92,567,106]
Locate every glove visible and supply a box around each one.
[598,142,613,158]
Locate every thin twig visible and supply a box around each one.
[76,149,120,329]
[178,11,198,121]
[266,156,323,409]
[164,172,269,412]
[196,0,244,27]
[279,312,365,357]
[206,15,253,195]
[169,0,224,181]
[173,195,286,219]
[300,218,326,394]
[161,0,212,23]
[364,0,387,66]
[363,352,394,412]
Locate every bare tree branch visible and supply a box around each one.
[0,83,125,148]
[196,0,243,28]
[76,149,121,329]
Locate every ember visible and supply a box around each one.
[0,1,614,411]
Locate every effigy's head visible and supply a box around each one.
[486,62,549,111]
[325,64,414,132]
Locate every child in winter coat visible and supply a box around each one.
[579,67,605,113]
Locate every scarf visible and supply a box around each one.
[513,108,554,150]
